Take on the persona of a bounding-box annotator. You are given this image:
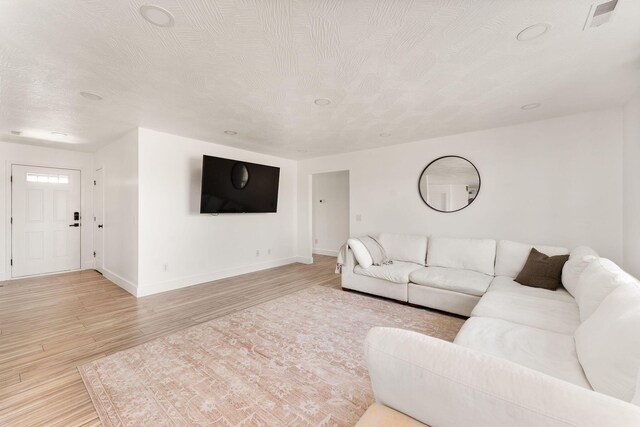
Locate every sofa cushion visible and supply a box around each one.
[348,238,373,268]
[409,267,492,297]
[426,237,496,276]
[365,327,640,427]
[514,248,569,291]
[377,233,428,265]
[494,240,568,278]
[455,317,591,389]
[561,246,598,297]
[574,258,636,321]
[471,289,580,335]
[354,261,423,284]
[488,276,574,303]
[575,283,640,402]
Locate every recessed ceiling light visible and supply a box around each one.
[51,131,68,136]
[10,130,22,135]
[140,5,175,28]
[521,103,542,110]
[516,23,551,41]
[224,130,237,135]
[379,132,391,137]
[80,91,103,101]
[314,98,331,106]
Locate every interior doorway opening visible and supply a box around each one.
[311,170,350,257]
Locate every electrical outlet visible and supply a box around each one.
[314,238,318,244]
[355,214,362,222]
[267,248,271,255]
[256,250,260,257]
[163,263,168,272]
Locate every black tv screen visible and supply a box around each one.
[200,155,280,213]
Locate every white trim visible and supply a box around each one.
[93,167,104,272]
[136,257,302,297]
[312,248,339,256]
[101,268,139,296]
[295,256,314,264]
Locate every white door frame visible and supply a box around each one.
[4,160,86,280]
[93,167,104,273]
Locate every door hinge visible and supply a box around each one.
[10,175,13,183]
[10,217,12,225]
[10,259,13,266]
[93,251,96,258]
[94,180,97,185]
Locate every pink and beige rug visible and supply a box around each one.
[79,286,464,426]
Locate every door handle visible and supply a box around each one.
[98,224,103,228]
[68,223,80,227]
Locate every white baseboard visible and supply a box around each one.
[294,256,314,264]
[312,248,339,257]
[136,257,301,297]
[101,268,139,296]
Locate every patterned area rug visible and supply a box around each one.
[79,286,464,426]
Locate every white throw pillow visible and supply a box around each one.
[427,237,496,276]
[574,258,635,321]
[494,240,569,278]
[377,233,427,265]
[575,282,640,402]
[561,246,599,297]
[347,238,373,268]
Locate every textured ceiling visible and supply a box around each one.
[1,0,639,158]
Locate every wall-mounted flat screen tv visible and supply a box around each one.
[200,155,280,213]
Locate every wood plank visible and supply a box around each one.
[0,256,344,425]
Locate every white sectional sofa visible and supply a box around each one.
[345,234,640,426]
[342,234,571,316]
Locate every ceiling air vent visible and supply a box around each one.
[584,0,620,30]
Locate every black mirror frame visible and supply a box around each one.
[418,155,481,213]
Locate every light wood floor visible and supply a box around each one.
[0,256,341,426]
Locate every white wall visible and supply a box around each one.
[0,141,94,280]
[136,128,298,296]
[623,94,640,278]
[94,129,139,293]
[312,170,350,256]
[298,109,625,264]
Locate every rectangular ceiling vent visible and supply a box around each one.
[584,0,619,30]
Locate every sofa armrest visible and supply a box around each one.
[365,327,640,427]
[343,247,357,273]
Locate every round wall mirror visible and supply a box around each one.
[231,162,249,190]
[418,156,480,212]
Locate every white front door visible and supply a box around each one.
[93,168,104,272]
[11,165,82,277]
